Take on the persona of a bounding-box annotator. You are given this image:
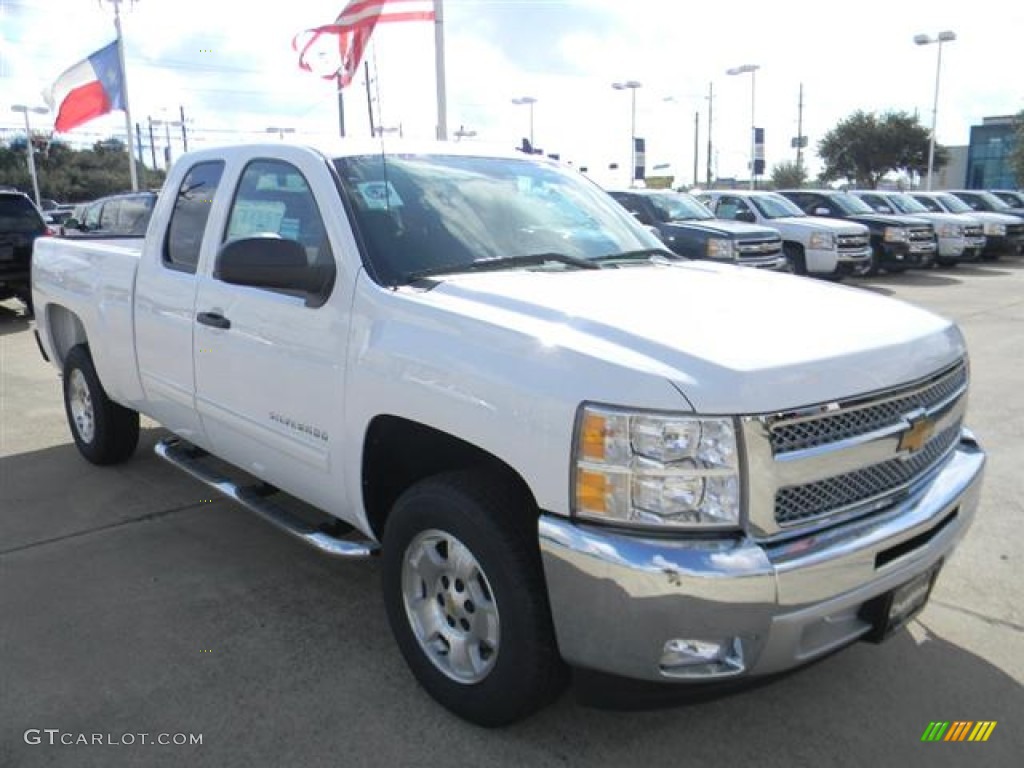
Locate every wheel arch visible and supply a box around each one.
[361,415,539,541]
[44,304,89,367]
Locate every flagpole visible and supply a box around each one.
[107,0,139,191]
[433,0,447,140]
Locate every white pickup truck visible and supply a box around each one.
[32,142,986,726]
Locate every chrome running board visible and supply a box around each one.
[155,437,378,558]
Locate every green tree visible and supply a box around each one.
[818,110,945,188]
[1009,110,1024,187]
[770,160,808,189]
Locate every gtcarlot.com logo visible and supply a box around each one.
[921,721,997,742]
[24,729,203,747]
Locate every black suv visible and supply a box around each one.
[946,190,1024,222]
[0,190,48,312]
[608,189,787,270]
[62,191,157,238]
[778,190,936,275]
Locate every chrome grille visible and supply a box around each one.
[837,234,869,251]
[964,225,983,238]
[737,238,782,256]
[909,226,935,242]
[775,422,961,525]
[1007,224,1024,238]
[770,362,967,454]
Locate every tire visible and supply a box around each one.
[783,243,807,276]
[62,344,139,465]
[936,258,959,268]
[382,470,567,726]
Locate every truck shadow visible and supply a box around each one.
[0,302,30,337]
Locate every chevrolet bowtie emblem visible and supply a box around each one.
[899,414,936,454]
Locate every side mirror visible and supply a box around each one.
[874,205,892,214]
[216,236,329,298]
[63,217,81,230]
[813,207,831,216]
[735,210,756,223]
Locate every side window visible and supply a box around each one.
[98,200,120,230]
[716,196,743,220]
[220,159,334,301]
[84,202,102,230]
[860,194,887,213]
[120,195,154,236]
[164,161,225,273]
[916,196,940,213]
[611,194,649,223]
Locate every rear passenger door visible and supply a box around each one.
[135,160,226,442]
[192,156,348,514]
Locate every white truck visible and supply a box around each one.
[698,190,872,278]
[31,142,986,726]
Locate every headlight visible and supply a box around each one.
[883,227,908,243]
[573,405,742,530]
[808,231,835,250]
[706,238,736,260]
[983,222,1006,236]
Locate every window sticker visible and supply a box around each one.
[356,181,403,210]
[279,217,301,241]
[228,200,286,238]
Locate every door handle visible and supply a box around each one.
[196,311,231,330]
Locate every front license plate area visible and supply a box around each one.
[860,561,941,643]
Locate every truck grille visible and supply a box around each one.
[964,224,984,238]
[775,422,961,525]
[909,226,936,246]
[770,362,967,454]
[736,237,783,259]
[837,233,869,252]
[1007,223,1024,239]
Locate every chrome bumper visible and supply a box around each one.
[539,430,985,683]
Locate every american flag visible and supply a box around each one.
[293,0,436,86]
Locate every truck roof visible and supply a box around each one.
[177,140,548,165]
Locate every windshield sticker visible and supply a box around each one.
[228,200,286,238]
[356,181,403,210]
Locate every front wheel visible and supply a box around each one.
[783,243,807,276]
[382,471,566,726]
[63,344,139,464]
[851,247,880,277]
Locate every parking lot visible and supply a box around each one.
[2,262,1022,768]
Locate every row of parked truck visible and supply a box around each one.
[608,187,1024,280]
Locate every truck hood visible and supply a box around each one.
[770,217,866,236]
[661,219,778,239]
[963,211,1021,226]
[418,262,963,414]
[845,212,933,228]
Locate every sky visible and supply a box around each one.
[1,0,1021,188]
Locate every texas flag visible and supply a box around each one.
[44,41,125,133]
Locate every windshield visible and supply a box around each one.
[751,193,805,219]
[647,192,714,221]
[934,194,972,213]
[831,193,875,215]
[969,191,1013,211]
[333,154,661,285]
[887,194,929,214]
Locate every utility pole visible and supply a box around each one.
[795,83,805,173]
[693,111,699,188]
[705,82,714,188]
[135,121,145,187]
[179,105,188,152]
[147,117,157,169]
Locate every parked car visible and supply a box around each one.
[989,190,1024,211]
[33,141,986,726]
[698,190,871,278]
[908,192,1024,257]
[848,190,985,267]
[946,190,1024,222]
[62,191,157,238]
[607,188,787,270]
[0,189,48,312]
[778,190,937,275]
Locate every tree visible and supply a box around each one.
[1009,110,1024,187]
[770,160,808,189]
[817,110,945,188]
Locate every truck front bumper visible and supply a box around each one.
[539,430,985,683]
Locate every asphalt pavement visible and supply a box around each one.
[1,259,1022,768]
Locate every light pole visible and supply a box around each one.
[914,30,956,191]
[511,96,537,148]
[265,126,296,141]
[612,80,642,185]
[10,104,48,207]
[726,64,759,189]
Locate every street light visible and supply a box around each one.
[726,64,760,190]
[611,81,642,185]
[10,104,48,207]
[266,126,296,141]
[511,96,537,147]
[914,30,956,191]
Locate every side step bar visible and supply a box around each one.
[155,438,379,558]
